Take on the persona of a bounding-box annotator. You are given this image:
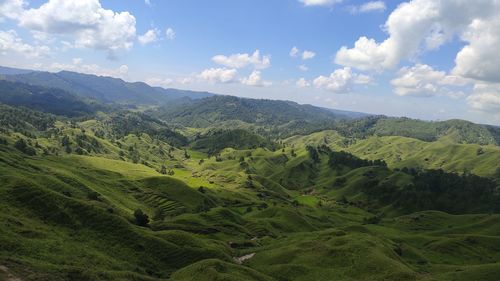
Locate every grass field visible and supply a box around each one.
[1,118,499,280]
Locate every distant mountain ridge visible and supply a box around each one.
[0,80,96,117]
[0,68,214,105]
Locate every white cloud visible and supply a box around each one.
[165,27,175,40]
[467,83,500,118]
[240,70,272,87]
[212,49,270,69]
[453,16,500,83]
[299,0,342,7]
[296,77,310,88]
[0,29,50,58]
[313,67,369,93]
[335,36,388,71]
[10,0,137,55]
[146,77,174,87]
[299,64,308,71]
[198,67,237,83]
[302,50,316,60]
[334,0,500,118]
[138,28,159,45]
[391,64,467,97]
[144,0,151,6]
[335,0,500,74]
[289,46,299,57]
[350,1,386,13]
[0,0,25,20]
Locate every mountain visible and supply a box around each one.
[0,80,96,117]
[153,87,214,100]
[153,95,367,138]
[0,68,215,105]
[0,65,35,75]
[156,95,361,126]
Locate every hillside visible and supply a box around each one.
[153,95,366,138]
[0,70,499,281]
[0,99,499,280]
[285,130,500,178]
[333,116,500,145]
[0,80,97,117]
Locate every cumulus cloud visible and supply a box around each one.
[165,27,175,40]
[299,64,308,71]
[212,50,270,69]
[313,67,370,93]
[2,0,137,55]
[299,0,342,7]
[0,29,50,58]
[335,0,500,75]
[349,1,386,14]
[0,0,25,20]
[452,16,500,83]
[391,64,467,98]
[290,47,316,60]
[198,67,237,83]
[240,70,272,87]
[138,28,159,45]
[467,83,500,118]
[302,50,316,60]
[296,77,310,88]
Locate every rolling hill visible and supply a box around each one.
[0,68,499,281]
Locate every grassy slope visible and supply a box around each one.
[284,130,500,177]
[1,117,500,280]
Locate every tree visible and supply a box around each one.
[160,165,167,175]
[134,209,149,227]
[14,139,36,155]
[306,145,319,163]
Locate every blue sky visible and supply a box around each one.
[1,0,500,125]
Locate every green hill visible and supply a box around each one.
[1,77,500,281]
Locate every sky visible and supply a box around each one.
[1,0,500,125]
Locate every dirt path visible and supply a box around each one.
[0,265,21,281]
[233,253,255,264]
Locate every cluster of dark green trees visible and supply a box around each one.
[363,169,500,214]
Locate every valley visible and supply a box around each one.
[0,69,499,280]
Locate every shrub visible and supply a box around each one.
[134,209,150,227]
[14,139,36,155]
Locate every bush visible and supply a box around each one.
[14,139,36,155]
[134,209,149,227]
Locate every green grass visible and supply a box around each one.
[1,117,499,281]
